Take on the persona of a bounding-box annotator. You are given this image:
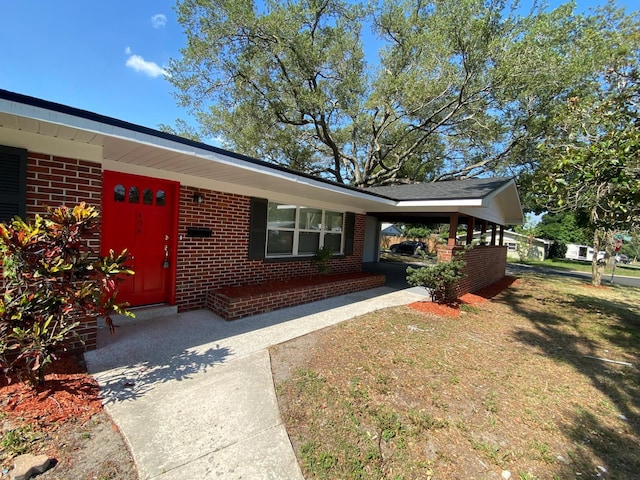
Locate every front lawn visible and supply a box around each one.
[271,273,640,479]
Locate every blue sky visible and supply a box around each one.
[1,1,185,129]
[1,1,635,135]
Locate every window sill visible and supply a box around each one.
[263,254,345,263]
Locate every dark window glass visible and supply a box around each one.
[143,188,153,205]
[156,190,165,206]
[129,186,139,203]
[267,230,294,255]
[114,184,125,202]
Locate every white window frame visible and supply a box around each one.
[266,202,344,257]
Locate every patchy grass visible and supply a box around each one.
[271,273,640,479]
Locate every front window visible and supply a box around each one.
[266,202,344,257]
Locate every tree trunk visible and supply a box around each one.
[591,229,605,286]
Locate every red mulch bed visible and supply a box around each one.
[408,276,519,318]
[216,271,380,298]
[1,355,102,426]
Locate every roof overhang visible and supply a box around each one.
[0,90,524,225]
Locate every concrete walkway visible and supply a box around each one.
[84,286,426,479]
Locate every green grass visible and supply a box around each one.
[0,425,39,457]
[509,258,640,277]
[274,273,640,479]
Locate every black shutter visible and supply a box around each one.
[0,145,27,223]
[344,212,356,256]
[248,197,268,260]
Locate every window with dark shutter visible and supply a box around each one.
[0,145,27,223]
[248,197,268,260]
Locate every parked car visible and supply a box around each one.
[616,254,630,264]
[389,240,427,255]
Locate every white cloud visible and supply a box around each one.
[125,54,168,78]
[151,13,167,29]
[124,46,132,55]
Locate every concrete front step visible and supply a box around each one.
[102,304,178,328]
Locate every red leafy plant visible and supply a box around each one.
[0,203,133,386]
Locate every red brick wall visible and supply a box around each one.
[0,152,104,351]
[26,152,103,252]
[176,186,365,311]
[207,273,385,320]
[4,154,367,332]
[437,245,507,297]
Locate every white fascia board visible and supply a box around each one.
[1,99,394,207]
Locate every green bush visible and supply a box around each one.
[0,203,133,386]
[406,251,466,303]
[313,246,333,274]
[548,241,567,259]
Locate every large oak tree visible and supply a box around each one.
[167,0,633,187]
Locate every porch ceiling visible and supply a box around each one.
[0,89,524,225]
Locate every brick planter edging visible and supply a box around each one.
[206,272,386,320]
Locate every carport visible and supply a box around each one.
[362,178,524,295]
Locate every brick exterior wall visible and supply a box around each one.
[1,152,104,352]
[26,152,103,252]
[3,153,369,349]
[176,186,366,312]
[437,245,507,297]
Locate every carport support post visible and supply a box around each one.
[448,213,459,246]
[480,220,487,244]
[466,216,475,245]
[499,225,505,246]
[491,223,497,246]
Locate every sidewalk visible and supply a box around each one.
[84,286,426,479]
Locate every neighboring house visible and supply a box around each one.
[0,90,523,348]
[381,223,403,237]
[380,223,403,250]
[460,230,551,260]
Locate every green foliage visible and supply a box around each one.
[548,241,568,259]
[0,203,133,386]
[531,66,640,284]
[0,425,39,457]
[313,246,333,275]
[403,225,432,239]
[168,0,632,186]
[535,212,590,245]
[406,251,466,303]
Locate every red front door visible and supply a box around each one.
[101,171,178,307]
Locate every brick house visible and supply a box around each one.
[1,90,523,347]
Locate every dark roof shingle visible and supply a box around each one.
[365,177,513,201]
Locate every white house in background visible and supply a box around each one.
[566,244,605,262]
[460,230,551,260]
[381,223,403,236]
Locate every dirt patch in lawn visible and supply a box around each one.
[1,356,137,479]
[271,274,640,479]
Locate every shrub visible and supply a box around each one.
[313,246,333,274]
[0,203,133,386]
[406,251,466,303]
[548,241,567,259]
